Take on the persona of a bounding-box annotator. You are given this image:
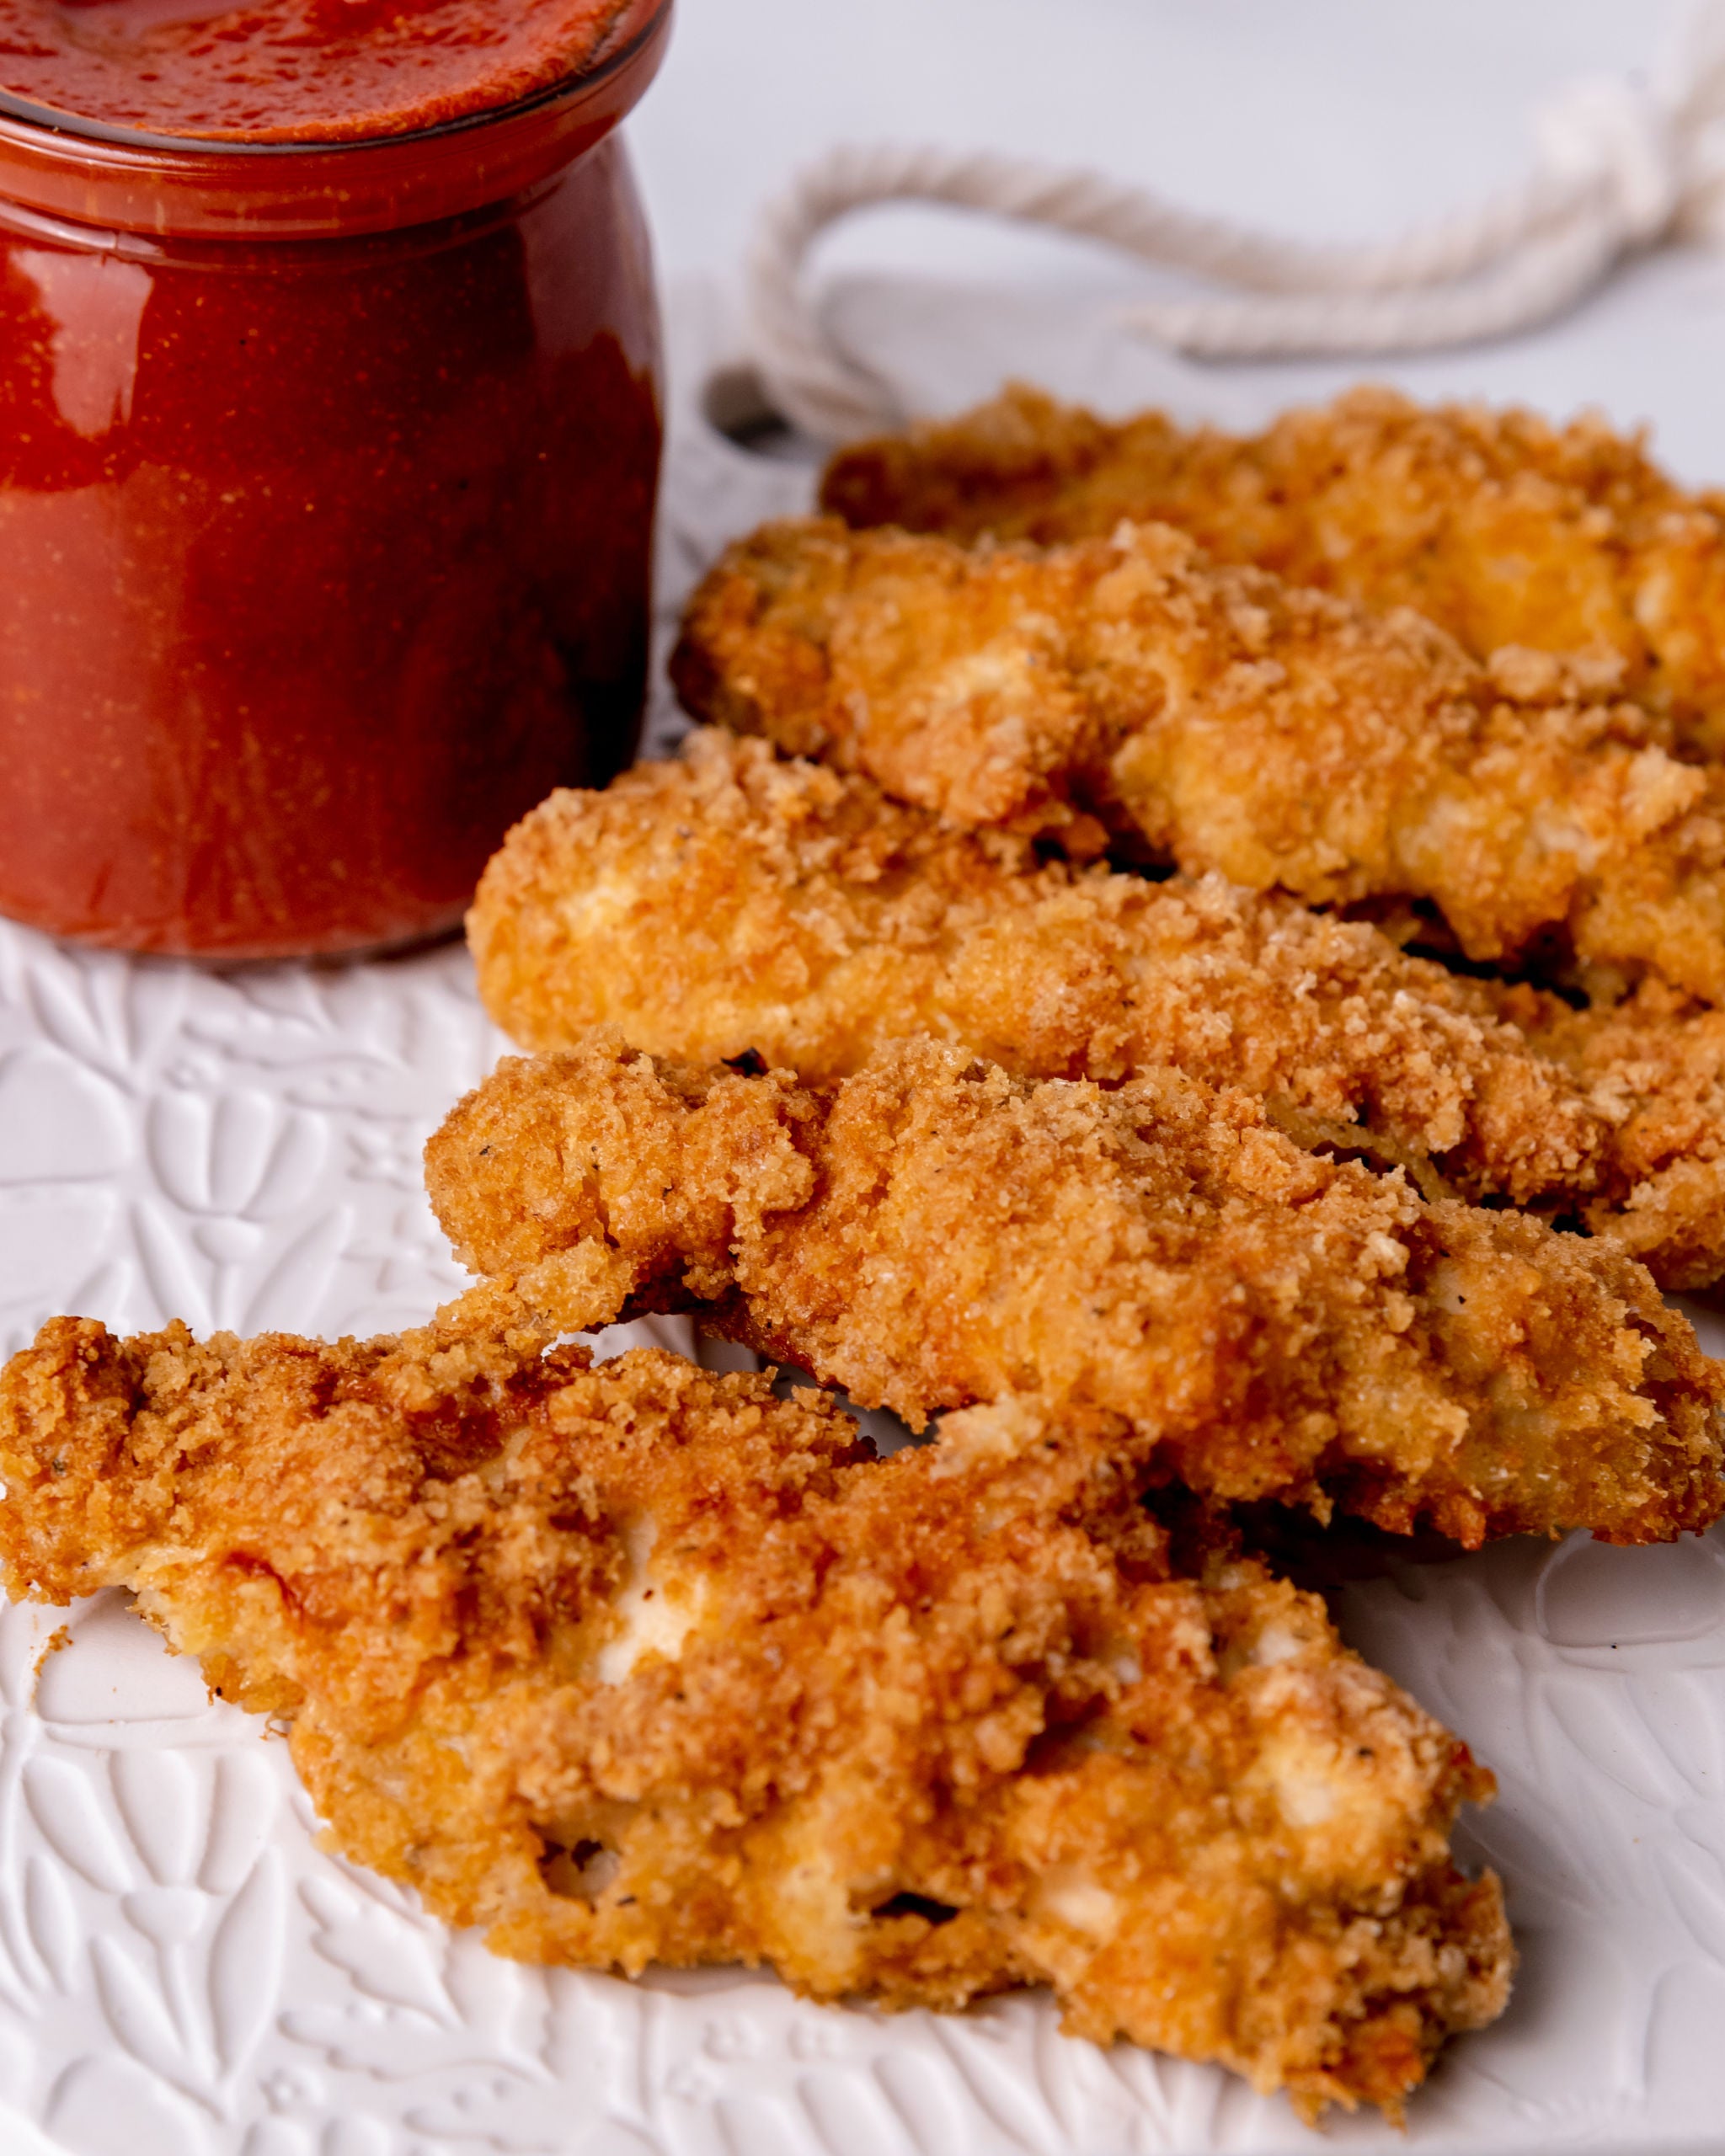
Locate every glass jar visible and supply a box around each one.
[0,0,667,958]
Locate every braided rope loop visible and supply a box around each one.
[744,6,1725,440]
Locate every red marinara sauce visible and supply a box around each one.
[0,0,667,957]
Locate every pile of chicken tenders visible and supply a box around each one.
[8,387,1725,2126]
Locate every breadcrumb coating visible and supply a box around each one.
[821,384,1725,758]
[468,729,1725,1288]
[0,1318,1511,2121]
[1498,973,1725,1288]
[671,518,1725,1005]
[424,1033,1725,1546]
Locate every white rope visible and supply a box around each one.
[743,3,1725,441]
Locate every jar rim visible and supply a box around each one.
[0,0,668,158]
[0,0,670,237]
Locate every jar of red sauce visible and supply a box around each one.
[0,0,668,958]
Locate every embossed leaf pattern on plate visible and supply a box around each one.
[1,296,1723,2153]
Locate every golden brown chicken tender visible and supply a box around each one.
[671,518,1725,1005]
[469,728,1725,1287]
[424,1033,1725,1547]
[821,384,1725,758]
[0,1316,1511,2122]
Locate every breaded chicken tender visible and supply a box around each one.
[424,1033,1725,1547]
[671,518,1725,1005]
[470,729,1725,1287]
[821,384,1725,757]
[0,1317,1511,2121]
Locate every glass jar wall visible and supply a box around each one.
[0,1,666,958]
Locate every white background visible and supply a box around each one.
[628,0,1725,477]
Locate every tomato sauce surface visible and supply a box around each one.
[0,0,633,141]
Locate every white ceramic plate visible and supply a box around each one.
[3,288,1724,2156]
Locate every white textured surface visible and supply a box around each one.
[5,253,1725,2156]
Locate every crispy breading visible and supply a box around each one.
[821,383,1725,757]
[1498,973,1725,1288]
[424,1033,1725,1546]
[0,1317,1511,2121]
[671,517,1725,1005]
[469,728,1725,1288]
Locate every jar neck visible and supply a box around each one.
[0,0,669,241]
